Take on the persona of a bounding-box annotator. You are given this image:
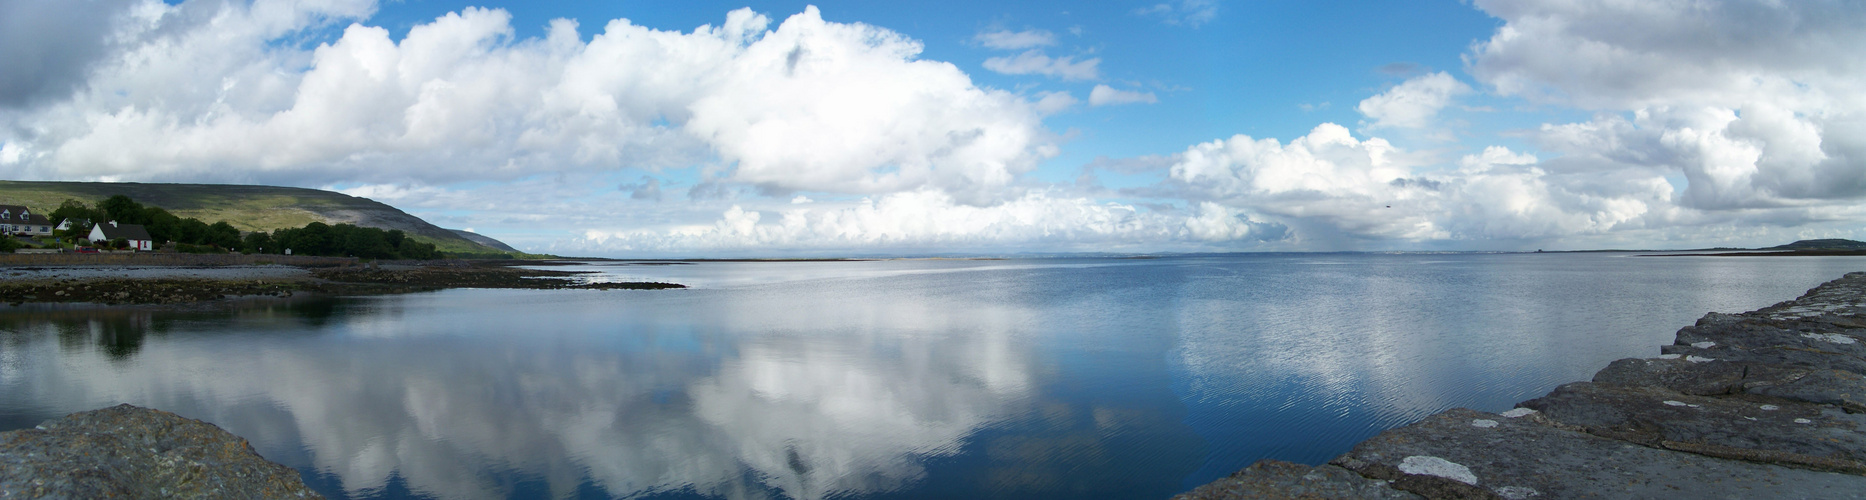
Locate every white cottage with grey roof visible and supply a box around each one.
[90,221,155,251]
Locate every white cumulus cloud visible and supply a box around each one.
[1033,91,1079,115]
[1088,85,1157,106]
[572,190,1288,255]
[1357,71,1471,130]
[1166,124,1682,246]
[1135,0,1219,27]
[973,29,1055,50]
[1469,0,1866,218]
[0,4,1055,206]
[981,50,1100,81]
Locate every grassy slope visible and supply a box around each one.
[1769,239,1866,250]
[0,181,514,256]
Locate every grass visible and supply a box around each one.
[0,182,375,232]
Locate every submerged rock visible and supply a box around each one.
[0,404,322,499]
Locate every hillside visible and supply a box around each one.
[1767,239,1866,251]
[0,181,517,255]
[452,229,520,252]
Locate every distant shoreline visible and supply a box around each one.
[1637,250,1866,257]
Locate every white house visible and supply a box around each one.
[55,218,90,233]
[0,205,54,236]
[90,220,155,251]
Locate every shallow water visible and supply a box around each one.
[2,253,1862,499]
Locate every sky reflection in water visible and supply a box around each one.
[2,254,1864,499]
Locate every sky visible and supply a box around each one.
[2,0,1863,256]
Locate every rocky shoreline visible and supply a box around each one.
[1178,271,1866,499]
[1,259,683,306]
[0,404,323,498]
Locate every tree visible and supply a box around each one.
[259,222,437,259]
[49,199,103,233]
[98,195,145,224]
[207,221,241,249]
[242,231,274,254]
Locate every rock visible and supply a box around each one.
[0,404,323,499]
[1521,382,1866,473]
[1171,460,1421,500]
[1592,356,1755,395]
[1592,357,1866,412]
[1664,318,1866,375]
[1331,408,1866,499]
[1745,369,1866,413]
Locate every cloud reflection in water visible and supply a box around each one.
[0,285,1035,500]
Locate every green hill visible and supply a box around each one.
[0,181,518,256]
[1767,239,1866,251]
[452,229,520,253]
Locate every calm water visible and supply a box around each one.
[2,253,1863,499]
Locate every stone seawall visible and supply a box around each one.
[1177,272,1866,499]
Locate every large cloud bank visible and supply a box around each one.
[1167,0,1866,249]
[0,3,1048,203]
[1471,0,1866,220]
[0,1,1286,254]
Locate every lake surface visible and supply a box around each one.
[3,253,1863,499]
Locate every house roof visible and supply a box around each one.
[96,222,153,241]
[0,205,50,227]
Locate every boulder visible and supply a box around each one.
[1331,408,1866,499]
[1522,381,1866,473]
[1171,459,1420,500]
[0,404,322,499]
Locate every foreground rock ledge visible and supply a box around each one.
[1177,271,1866,500]
[0,404,323,499]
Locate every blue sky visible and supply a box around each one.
[371,0,1506,165]
[2,0,1863,256]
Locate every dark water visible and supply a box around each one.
[2,253,1862,499]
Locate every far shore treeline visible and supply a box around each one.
[45,195,439,259]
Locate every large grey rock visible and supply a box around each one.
[1592,356,1757,395]
[1522,381,1866,474]
[0,404,323,499]
[1752,272,1866,326]
[1664,315,1866,375]
[1745,369,1866,413]
[1593,357,1866,412]
[1330,408,1866,499]
[1171,460,1421,500]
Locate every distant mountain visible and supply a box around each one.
[0,180,511,255]
[451,229,519,253]
[1766,239,1866,251]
